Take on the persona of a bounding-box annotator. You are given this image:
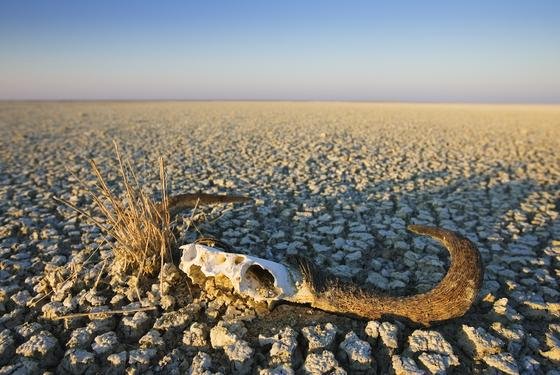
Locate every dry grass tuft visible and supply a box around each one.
[59,143,175,281]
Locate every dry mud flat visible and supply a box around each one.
[0,102,559,374]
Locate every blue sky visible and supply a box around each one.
[1,0,559,102]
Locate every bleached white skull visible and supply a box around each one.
[179,243,300,302]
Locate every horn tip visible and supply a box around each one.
[407,224,431,235]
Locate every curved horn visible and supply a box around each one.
[299,224,483,326]
[159,193,253,216]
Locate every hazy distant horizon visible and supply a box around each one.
[2,99,560,105]
[1,0,559,103]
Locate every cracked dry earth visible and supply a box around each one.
[0,101,559,374]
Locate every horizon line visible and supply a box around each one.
[1,98,559,106]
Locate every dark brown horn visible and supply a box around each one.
[158,193,253,216]
[300,224,484,326]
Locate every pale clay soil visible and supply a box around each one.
[0,102,559,374]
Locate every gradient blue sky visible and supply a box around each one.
[1,0,559,102]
